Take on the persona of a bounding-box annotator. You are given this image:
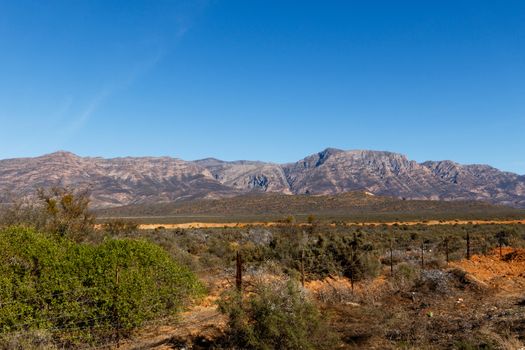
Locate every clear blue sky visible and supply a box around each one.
[0,1,523,174]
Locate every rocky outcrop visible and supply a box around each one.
[194,159,291,194]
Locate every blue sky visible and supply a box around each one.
[0,1,523,174]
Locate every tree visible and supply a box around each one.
[37,187,94,238]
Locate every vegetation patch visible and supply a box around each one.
[218,278,337,350]
[0,226,203,347]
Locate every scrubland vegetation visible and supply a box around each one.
[1,188,525,349]
[96,191,525,224]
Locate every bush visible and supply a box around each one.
[0,226,204,346]
[302,232,381,281]
[390,262,420,291]
[218,278,338,350]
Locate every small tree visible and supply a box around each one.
[37,187,94,238]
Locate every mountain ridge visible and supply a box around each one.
[1,149,524,208]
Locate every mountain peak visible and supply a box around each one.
[319,147,344,155]
[43,150,80,159]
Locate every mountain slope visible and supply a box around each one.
[194,158,291,194]
[0,149,524,208]
[282,149,450,198]
[0,151,237,207]
[422,160,525,207]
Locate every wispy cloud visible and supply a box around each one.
[59,47,164,140]
[62,88,112,136]
[55,0,211,143]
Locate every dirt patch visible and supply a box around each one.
[450,247,525,294]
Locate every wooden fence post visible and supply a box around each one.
[350,232,358,291]
[236,251,243,292]
[300,248,305,287]
[444,237,449,264]
[466,232,471,260]
[420,241,424,269]
[390,238,394,276]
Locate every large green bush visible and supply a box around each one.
[0,226,203,345]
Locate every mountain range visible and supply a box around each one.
[0,149,524,208]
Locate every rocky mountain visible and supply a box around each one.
[0,149,524,208]
[194,158,291,194]
[0,151,237,207]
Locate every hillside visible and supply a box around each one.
[1,149,524,208]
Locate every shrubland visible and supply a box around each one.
[131,222,525,349]
[1,187,525,349]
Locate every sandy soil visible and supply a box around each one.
[135,219,525,230]
[450,247,525,295]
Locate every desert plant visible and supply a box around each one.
[37,187,95,238]
[218,278,338,350]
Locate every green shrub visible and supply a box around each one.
[218,278,338,350]
[0,226,204,346]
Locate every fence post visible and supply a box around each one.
[466,232,471,260]
[300,248,305,287]
[444,237,449,264]
[350,232,358,291]
[236,251,243,292]
[390,238,394,276]
[420,241,424,269]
